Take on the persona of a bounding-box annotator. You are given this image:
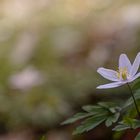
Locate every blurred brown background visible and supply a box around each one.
[0,0,139,140]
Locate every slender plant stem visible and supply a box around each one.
[127,83,140,118]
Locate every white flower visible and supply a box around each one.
[97,53,140,89]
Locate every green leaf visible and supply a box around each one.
[73,114,107,135]
[105,113,120,127]
[135,132,140,140]
[62,113,91,125]
[98,102,121,113]
[109,107,116,113]
[112,113,120,123]
[98,102,116,109]
[132,79,140,91]
[123,117,140,129]
[62,102,121,135]
[123,90,140,109]
[112,124,130,131]
[105,118,113,127]
[82,105,105,113]
[113,118,140,132]
[131,119,140,129]
[123,117,134,126]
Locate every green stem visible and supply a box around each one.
[127,83,140,118]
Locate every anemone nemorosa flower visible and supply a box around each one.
[97,53,140,89]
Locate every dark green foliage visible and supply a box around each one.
[62,102,121,134]
[132,79,140,91]
[105,113,120,127]
[62,113,92,125]
[62,77,140,139]
[123,89,140,109]
[73,115,106,135]
[113,118,140,131]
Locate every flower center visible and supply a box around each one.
[117,67,128,80]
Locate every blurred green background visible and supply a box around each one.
[0,0,140,139]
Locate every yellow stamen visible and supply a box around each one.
[117,67,128,80]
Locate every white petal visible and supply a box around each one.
[130,52,140,76]
[97,82,124,89]
[129,72,140,82]
[119,54,131,72]
[97,67,119,82]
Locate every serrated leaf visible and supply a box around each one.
[62,102,122,135]
[62,113,91,125]
[73,114,107,135]
[135,132,140,140]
